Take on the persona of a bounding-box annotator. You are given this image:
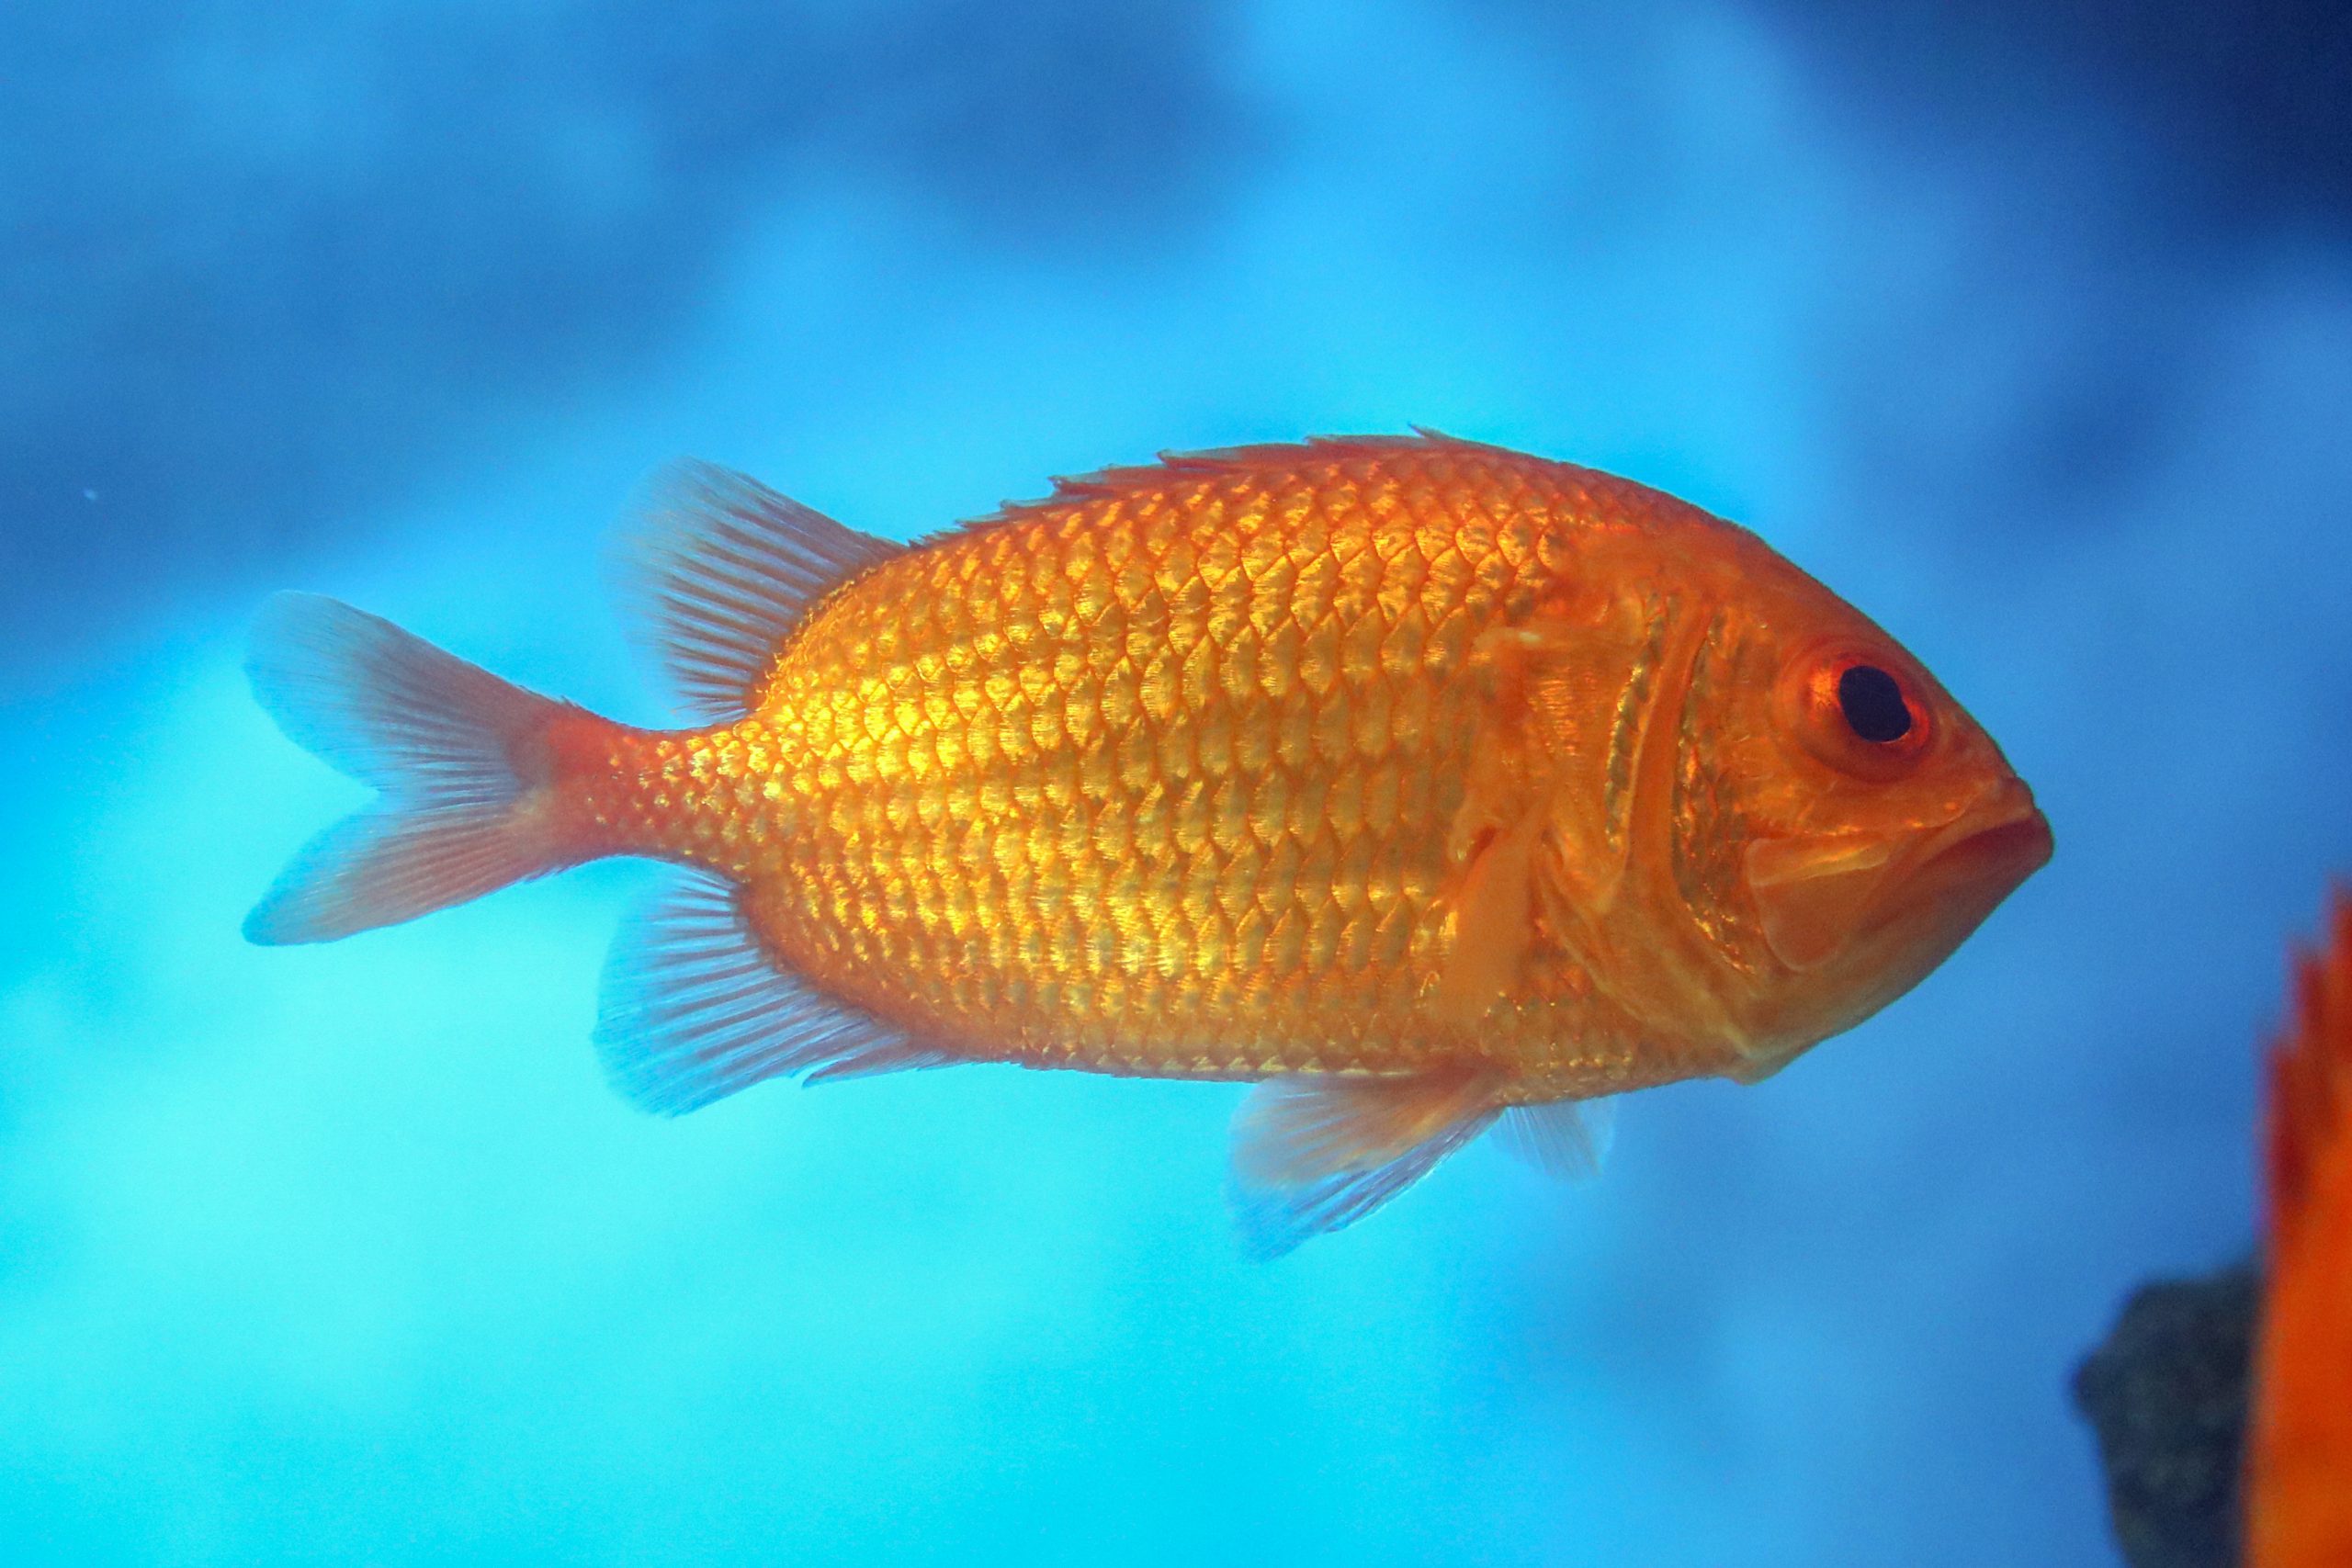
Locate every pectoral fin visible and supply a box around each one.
[1431,809,1547,1031]
[1436,609,1630,1030]
[1228,1070,1503,1258]
[1436,593,1693,1025]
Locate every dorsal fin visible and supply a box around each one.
[944,432,1568,539]
[616,460,902,721]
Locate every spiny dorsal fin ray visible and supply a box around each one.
[616,460,902,721]
[946,432,1586,539]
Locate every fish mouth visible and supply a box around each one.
[1910,780,2053,891]
[1734,779,2051,1067]
[1743,778,2050,976]
[1841,776,2051,984]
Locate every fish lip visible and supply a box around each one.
[1943,810,2055,878]
[1910,779,2053,887]
[1739,782,2049,974]
[1938,784,2051,869]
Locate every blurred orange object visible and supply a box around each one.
[2248,888,2352,1565]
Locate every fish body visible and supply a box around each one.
[2248,891,2352,1564]
[246,435,2051,1250]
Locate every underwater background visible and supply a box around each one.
[5,4,2350,1563]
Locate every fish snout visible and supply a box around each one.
[1915,777,2052,891]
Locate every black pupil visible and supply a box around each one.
[1837,665,1913,743]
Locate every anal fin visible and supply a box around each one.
[1228,1069,1503,1258]
[595,869,951,1113]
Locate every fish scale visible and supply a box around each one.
[243,434,2050,1251]
[576,447,1645,1083]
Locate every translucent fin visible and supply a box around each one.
[1431,809,1545,1030]
[616,460,902,721]
[1495,1096,1618,1180]
[594,869,952,1114]
[244,592,571,944]
[1227,1071,1501,1258]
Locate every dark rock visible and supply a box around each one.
[2073,1264,2258,1568]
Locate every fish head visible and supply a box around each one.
[1686,574,2052,1074]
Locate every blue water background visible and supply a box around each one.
[6,5,2350,1562]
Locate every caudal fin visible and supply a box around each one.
[243,592,574,944]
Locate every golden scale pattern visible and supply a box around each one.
[596,444,1668,1082]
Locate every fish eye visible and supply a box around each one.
[1837,665,1912,743]
[1778,645,1932,780]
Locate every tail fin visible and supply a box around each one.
[243,592,574,944]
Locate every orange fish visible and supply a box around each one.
[2248,889,2352,1563]
[245,435,2052,1251]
